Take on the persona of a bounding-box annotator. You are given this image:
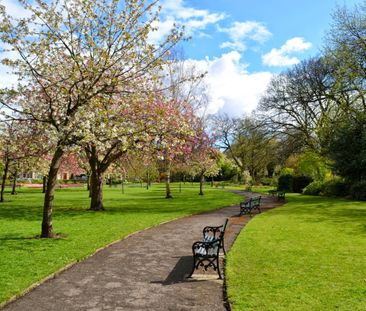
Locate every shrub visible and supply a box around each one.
[292,175,313,193]
[321,179,349,197]
[277,174,293,192]
[303,181,323,195]
[31,179,43,184]
[349,180,366,200]
[259,177,272,186]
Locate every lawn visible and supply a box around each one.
[0,183,241,304]
[226,194,366,311]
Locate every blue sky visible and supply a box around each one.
[183,0,354,70]
[1,0,362,117]
[152,0,361,116]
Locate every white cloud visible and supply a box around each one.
[262,37,312,67]
[188,51,273,116]
[149,0,226,43]
[219,21,272,52]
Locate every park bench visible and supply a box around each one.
[239,196,261,216]
[277,191,286,200]
[268,189,286,201]
[202,218,228,255]
[188,218,229,279]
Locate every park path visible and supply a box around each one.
[2,191,284,311]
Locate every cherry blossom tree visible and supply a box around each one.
[151,98,197,198]
[59,152,85,181]
[187,126,220,195]
[0,0,183,237]
[0,120,48,201]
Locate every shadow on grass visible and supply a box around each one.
[0,192,232,222]
[0,233,70,253]
[268,194,366,234]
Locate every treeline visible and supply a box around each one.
[214,2,366,199]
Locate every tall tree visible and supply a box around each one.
[212,115,275,182]
[259,57,342,153]
[325,2,366,117]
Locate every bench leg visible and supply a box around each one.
[216,256,222,279]
[221,238,226,255]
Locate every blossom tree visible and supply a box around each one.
[0,120,48,201]
[59,152,85,181]
[152,98,197,198]
[0,0,183,237]
[83,94,161,210]
[188,126,220,195]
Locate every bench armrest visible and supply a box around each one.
[192,240,220,257]
[203,225,223,239]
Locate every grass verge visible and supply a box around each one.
[0,183,240,304]
[226,193,366,310]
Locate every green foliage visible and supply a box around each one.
[303,180,323,195]
[259,177,272,186]
[216,155,240,181]
[277,174,293,192]
[280,167,294,175]
[328,115,366,182]
[321,179,349,197]
[349,180,366,201]
[292,175,313,193]
[227,194,366,310]
[278,173,313,193]
[296,152,330,180]
[0,185,240,304]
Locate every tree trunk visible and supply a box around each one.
[89,168,104,211]
[199,174,204,195]
[11,168,17,195]
[42,176,47,193]
[165,162,173,199]
[88,175,92,198]
[41,146,64,238]
[1,158,9,202]
[86,174,90,191]
[146,171,149,190]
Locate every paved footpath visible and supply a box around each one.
[2,191,284,311]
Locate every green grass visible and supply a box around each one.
[226,194,366,310]
[0,183,241,304]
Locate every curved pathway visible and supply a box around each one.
[2,191,284,311]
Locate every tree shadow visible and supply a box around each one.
[270,195,366,234]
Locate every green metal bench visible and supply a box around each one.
[268,190,286,200]
[188,218,229,279]
[239,196,261,216]
[202,218,228,255]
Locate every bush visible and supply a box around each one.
[31,179,43,184]
[259,177,272,186]
[349,180,366,200]
[303,181,323,195]
[321,179,349,197]
[292,175,313,193]
[277,174,293,192]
